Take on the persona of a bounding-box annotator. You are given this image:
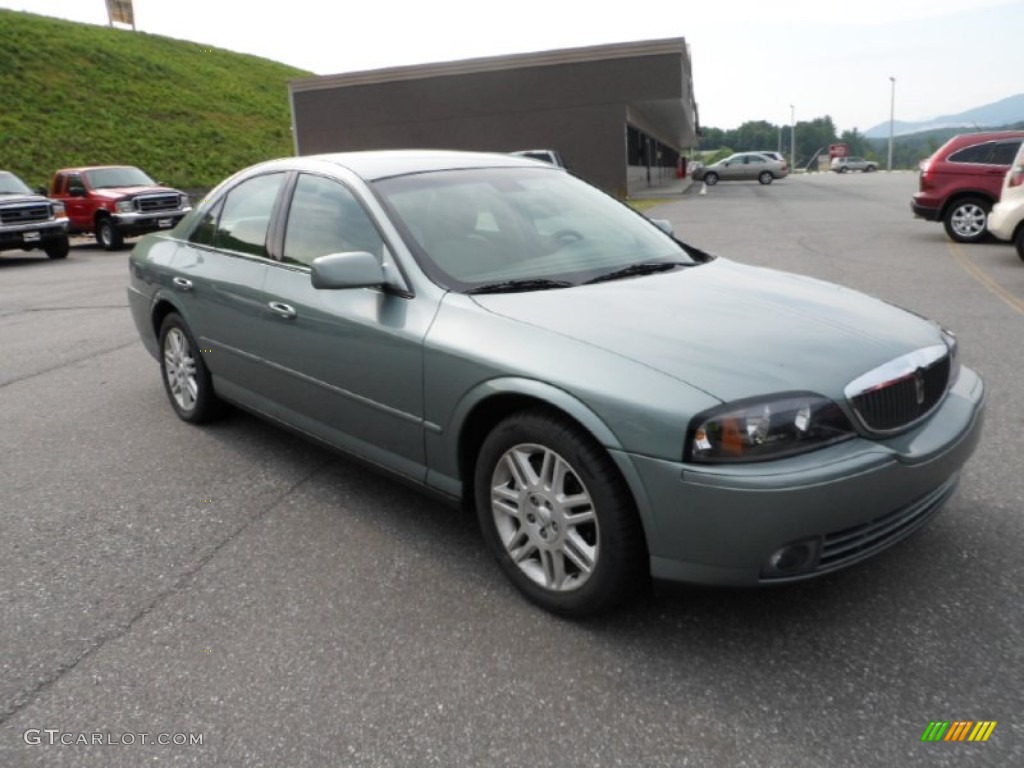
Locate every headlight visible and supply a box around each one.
[52,201,67,219]
[115,200,134,213]
[179,193,191,209]
[686,393,855,463]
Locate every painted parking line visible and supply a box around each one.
[948,242,1024,316]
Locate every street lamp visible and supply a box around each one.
[887,77,896,171]
[790,105,796,170]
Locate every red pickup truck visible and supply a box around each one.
[48,166,191,250]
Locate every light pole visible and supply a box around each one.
[887,77,896,171]
[790,105,796,170]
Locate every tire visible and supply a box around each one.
[96,218,124,251]
[44,235,69,260]
[943,197,990,243]
[474,408,646,617]
[703,172,719,186]
[1015,226,1024,262]
[158,313,221,423]
[758,171,774,185]
[838,166,847,174]
[865,165,876,173]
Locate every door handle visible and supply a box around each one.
[172,276,193,292]
[268,301,297,320]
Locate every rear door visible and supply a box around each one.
[169,172,286,390]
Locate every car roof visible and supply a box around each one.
[55,165,142,174]
[246,150,549,182]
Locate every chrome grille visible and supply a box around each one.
[0,203,52,225]
[135,194,180,213]
[819,476,957,570]
[845,345,951,434]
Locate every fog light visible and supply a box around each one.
[763,539,820,577]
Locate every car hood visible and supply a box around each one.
[91,186,173,199]
[0,193,48,204]
[470,258,943,403]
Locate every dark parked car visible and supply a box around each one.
[0,170,69,259]
[128,150,985,616]
[911,130,1024,243]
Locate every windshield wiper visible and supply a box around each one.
[583,261,688,285]
[466,278,574,295]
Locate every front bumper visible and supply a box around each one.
[619,365,985,586]
[112,209,190,236]
[0,220,68,251]
[987,198,1023,241]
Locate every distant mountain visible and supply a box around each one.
[864,93,1024,138]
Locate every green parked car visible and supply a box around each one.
[127,150,985,616]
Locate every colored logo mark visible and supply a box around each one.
[921,721,997,742]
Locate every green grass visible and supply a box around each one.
[0,10,310,190]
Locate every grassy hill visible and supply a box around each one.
[0,10,310,190]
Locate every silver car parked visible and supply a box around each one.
[692,152,789,185]
[128,150,984,616]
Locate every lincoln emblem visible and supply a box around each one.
[914,369,926,406]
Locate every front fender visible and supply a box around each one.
[423,376,663,548]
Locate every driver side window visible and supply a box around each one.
[281,174,384,267]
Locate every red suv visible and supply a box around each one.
[911,130,1024,243]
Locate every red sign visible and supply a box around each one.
[829,143,849,159]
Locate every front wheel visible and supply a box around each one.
[96,218,124,251]
[158,313,221,423]
[943,197,989,243]
[45,236,69,259]
[475,409,646,617]
[1015,226,1024,262]
[758,171,774,185]
[702,172,719,186]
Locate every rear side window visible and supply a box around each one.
[948,142,994,164]
[212,173,285,257]
[991,141,1022,165]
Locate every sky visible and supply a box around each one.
[4,0,1024,134]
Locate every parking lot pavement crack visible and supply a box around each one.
[0,339,140,391]
[0,458,333,725]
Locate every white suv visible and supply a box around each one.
[987,142,1024,261]
[831,156,878,173]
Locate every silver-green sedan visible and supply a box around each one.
[127,151,985,616]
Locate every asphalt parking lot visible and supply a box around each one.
[1,172,1021,767]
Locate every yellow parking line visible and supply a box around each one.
[948,242,1024,315]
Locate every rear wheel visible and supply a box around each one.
[44,235,69,259]
[158,313,221,423]
[703,172,719,186]
[943,197,989,243]
[474,409,646,617]
[96,218,124,251]
[758,171,774,185]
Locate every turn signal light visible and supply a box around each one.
[1009,166,1024,188]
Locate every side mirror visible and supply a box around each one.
[311,251,386,290]
[35,185,48,196]
[70,188,86,197]
[649,219,674,236]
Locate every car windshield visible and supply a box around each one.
[85,167,156,189]
[0,171,33,195]
[372,167,694,291]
